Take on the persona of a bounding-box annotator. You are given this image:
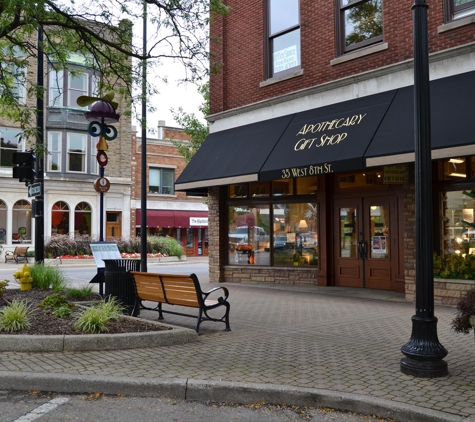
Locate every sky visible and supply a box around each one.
[141,65,205,134]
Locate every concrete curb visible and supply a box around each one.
[0,373,468,422]
[0,322,198,352]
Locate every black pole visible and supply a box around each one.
[99,117,105,242]
[35,25,45,264]
[140,0,148,272]
[400,0,448,378]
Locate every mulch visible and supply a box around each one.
[0,288,169,335]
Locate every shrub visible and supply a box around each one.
[53,306,72,318]
[452,286,475,334]
[65,285,94,300]
[0,299,34,332]
[30,264,66,292]
[434,253,475,280]
[44,235,184,258]
[147,236,183,258]
[74,297,124,333]
[39,293,74,311]
[0,279,9,297]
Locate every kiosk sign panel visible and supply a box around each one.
[90,242,121,268]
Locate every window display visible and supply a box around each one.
[441,190,475,259]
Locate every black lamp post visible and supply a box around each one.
[400,0,448,378]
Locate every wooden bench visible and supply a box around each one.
[130,272,231,334]
[4,246,29,263]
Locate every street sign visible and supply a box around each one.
[28,182,41,197]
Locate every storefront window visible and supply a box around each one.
[296,177,318,195]
[12,200,32,243]
[272,179,293,196]
[0,200,6,244]
[338,171,384,189]
[74,202,91,236]
[272,203,318,267]
[440,157,468,180]
[51,201,70,235]
[440,190,475,259]
[228,205,270,266]
[249,182,270,197]
[229,184,248,198]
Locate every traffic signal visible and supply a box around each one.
[12,150,36,185]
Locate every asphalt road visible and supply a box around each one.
[0,390,400,422]
[1,262,210,291]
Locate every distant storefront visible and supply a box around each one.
[136,209,208,256]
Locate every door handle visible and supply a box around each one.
[358,240,367,260]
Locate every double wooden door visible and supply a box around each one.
[334,195,398,290]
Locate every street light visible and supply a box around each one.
[400,0,448,378]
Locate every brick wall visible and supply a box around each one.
[131,127,205,236]
[210,0,475,115]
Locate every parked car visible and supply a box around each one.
[265,235,289,251]
[229,226,268,249]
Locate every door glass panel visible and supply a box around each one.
[369,205,389,259]
[186,228,194,249]
[198,229,203,255]
[340,207,357,258]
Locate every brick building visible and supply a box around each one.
[132,121,208,257]
[176,0,475,303]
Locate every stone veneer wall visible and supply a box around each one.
[208,187,224,283]
[404,182,475,305]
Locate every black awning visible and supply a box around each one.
[365,70,475,166]
[176,70,475,191]
[258,91,396,181]
[175,115,293,191]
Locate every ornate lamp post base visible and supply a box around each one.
[401,316,448,378]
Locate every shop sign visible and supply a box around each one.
[190,217,208,226]
[383,165,408,184]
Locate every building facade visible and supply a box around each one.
[0,53,133,250]
[132,121,208,257]
[176,0,475,304]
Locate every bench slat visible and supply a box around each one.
[130,271,231,334]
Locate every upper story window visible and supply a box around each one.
[68,73,88,108]
[268,0,301,78]
[339,0,383,54]
[47,132,62,172]
[67,133,87,173]
[2,47,27,104]
[447,0,475,20]
[0,127,21,167]
[48,67,98,109]
[149,168,175,195]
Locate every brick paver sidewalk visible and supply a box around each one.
[1,282,474,420]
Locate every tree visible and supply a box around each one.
[0,0,227,136]
[170,81,209,163]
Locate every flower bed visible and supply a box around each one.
[55,253,167,260]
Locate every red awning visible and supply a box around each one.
[136,210,175,228]
[136,210,208,228]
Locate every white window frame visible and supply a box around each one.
[67,132,87,173]
[68,72,88,108]
[48,69,64,107]
[47,132,62,172]
[149,167,175,195]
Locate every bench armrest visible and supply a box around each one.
[203,286,229,302]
